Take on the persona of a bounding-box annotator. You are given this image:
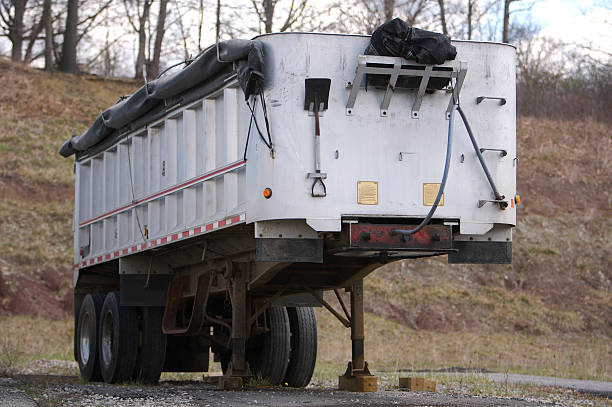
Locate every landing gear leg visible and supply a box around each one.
[338,280,378,392]
[219,263,251,390]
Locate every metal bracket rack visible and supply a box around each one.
[345,55,468,119]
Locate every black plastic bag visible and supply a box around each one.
[366,18,457,64]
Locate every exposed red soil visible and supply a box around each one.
[0,173,73,203]
[0,270,72,318]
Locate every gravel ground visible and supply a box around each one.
[477,373,612,398]
[0,360,610,407]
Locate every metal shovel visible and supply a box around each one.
[304,78,331,197]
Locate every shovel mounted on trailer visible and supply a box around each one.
[305,78,331,197]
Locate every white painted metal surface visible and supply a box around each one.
[73,33,516,281]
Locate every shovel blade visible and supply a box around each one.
[304,78,331,111]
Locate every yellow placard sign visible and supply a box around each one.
[357,181,378,205]
[423,183,444,206]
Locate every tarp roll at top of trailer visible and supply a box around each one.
[59,39,264,158]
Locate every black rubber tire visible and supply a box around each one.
[75,293,105,382]
[248,307,291,385]
[133,307,167,384]
[284,307,317,387]
[98,291,139,383]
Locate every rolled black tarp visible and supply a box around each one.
[59,39,265,158]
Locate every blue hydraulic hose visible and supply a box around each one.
[395,104,457,236]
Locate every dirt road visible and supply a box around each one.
[1,374,608,407]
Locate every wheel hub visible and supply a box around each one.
[79,312,91,364]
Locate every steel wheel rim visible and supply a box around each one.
[101,310,114,367]
[79,312,91,364]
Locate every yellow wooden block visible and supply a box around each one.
[338,374,378,392]
[217,376,243,390]
[399,377,425,391]
[423,379,437,392]
[202,375,222,385]
[399,377,434,391]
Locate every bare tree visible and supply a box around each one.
[148,0,167,78]
[250,0,309,33]
[42,0,52,70]
[124,0,153,79]
[58,0,78,72]
[332,0,432,34]
[215,0,221,42]
[0,0,28,61]
[437,0,447,35]
[501,0,513,43]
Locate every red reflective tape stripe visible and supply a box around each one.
[90,259,94,264]
[78,202,132,227]
[97,256,102,262]
[122,248,129,255]
[171,234,178,241]
[182,231,189,238]
[81,261,86,267]
[79,161,246,227]
[231,216,241,223]
[194,227,202,234]
[105,254,111,260]
[131,245,137,252]
[114,251,119,257]
[206,223,213,231]
[219,219,226,227]
[140,243,146,249]
[150,240,157,247]
[161,237,167,244]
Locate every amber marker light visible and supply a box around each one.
[515,194,520,205]
[263,188,272,199]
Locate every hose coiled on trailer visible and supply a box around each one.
[395,97,506,237]
[394,103,456,237]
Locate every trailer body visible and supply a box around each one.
[69,33,517,388]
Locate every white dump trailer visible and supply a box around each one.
[63,31,517,391]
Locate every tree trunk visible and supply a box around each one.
[437,0,448,35]
[215,0,221,42]
[384,0,395,22]
[24,11,44,63]
[148,0,168,79]
[134,0,152,80]
[43,0,54,71]
[59,0,79,73]
[467,0,473,40]
[263,0,274,33]
[9,0,27,61]
[502,0,512,43]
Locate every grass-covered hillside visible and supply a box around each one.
[0,57,610,378]
[0,58,137,317]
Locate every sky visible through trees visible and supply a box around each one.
[0,0,609,80]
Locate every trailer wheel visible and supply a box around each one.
[99,292,138,383]
[284,307,317,387]
[133,307,167,384]
[247,307,290,385]
[76,293,105,382]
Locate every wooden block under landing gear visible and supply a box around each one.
[338,374,378,392]
[399,377,436,392]
[217,376,243,390]
[202,375,223,384]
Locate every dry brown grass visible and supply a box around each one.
[315,308,611,382]
[0,315,73,371]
